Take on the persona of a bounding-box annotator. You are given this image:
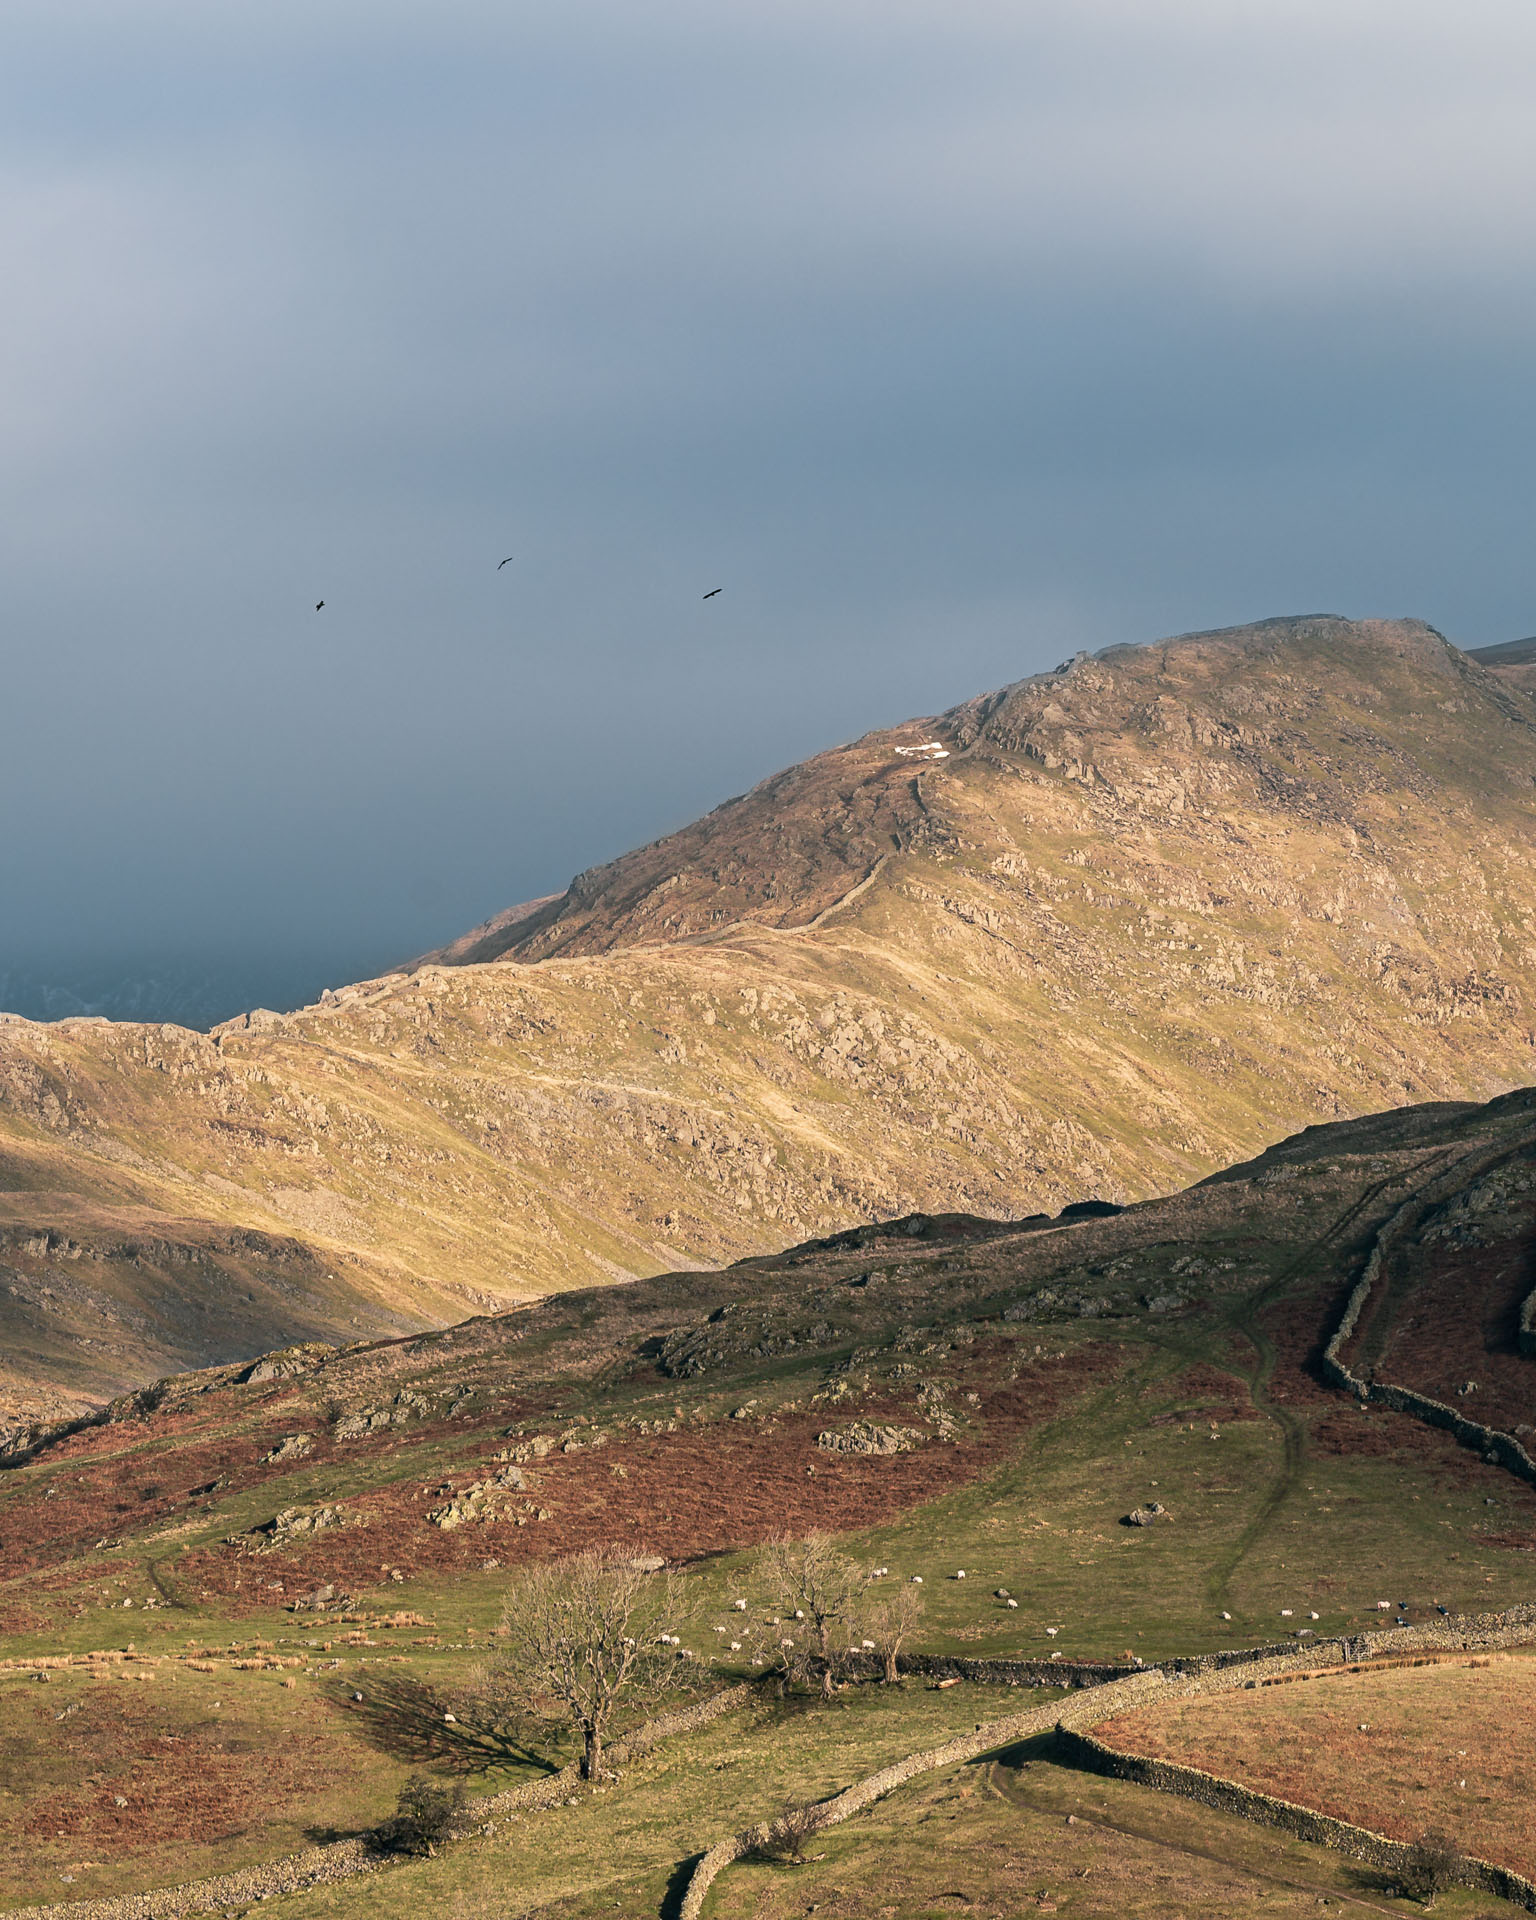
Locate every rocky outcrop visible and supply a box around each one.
[251,1504,357,1550]
[428,1466,527,1529]
[815,1421,926,1456]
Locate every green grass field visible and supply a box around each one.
[5,1101,1536,1917]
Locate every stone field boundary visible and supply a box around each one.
[12,1612,1536,1920]
[676,1607,1536,1918]
[1053,1722,1536,1911]
[1322,1135,1536,1487]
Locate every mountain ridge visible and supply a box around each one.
[430,614,1531,966]
[4,613,1536,1427]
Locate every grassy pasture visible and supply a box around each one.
[3,1311,1536,1910]
[231,1682,1038,1920]
[705,1746,1527,1919]
[1092,1650,1536,1879]
[4,1108,1536,1916]
[0,1656,406,1908]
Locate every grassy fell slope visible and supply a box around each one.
[2,1091,1536,1913]
[5,614,1536,1423]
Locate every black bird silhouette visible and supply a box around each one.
[497,557,514,569]
[315,601,325,611]
[703,587,722,599]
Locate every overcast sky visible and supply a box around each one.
[5,0,1536,1015]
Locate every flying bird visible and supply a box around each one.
[315,601,325,611]
[703,587,722,599]
[497,557,514,569]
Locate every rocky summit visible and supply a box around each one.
[4,614,1536,1424]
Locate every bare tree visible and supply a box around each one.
[761,1533,865,1698]
[857,1578,924,1684]
[481,1545,686,1780]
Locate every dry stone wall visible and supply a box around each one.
[882,1651,1137,1689]
[1055,1725,1536,1910]
[676,1669,1170,1920]
[1321,1145,1536,1487]
[677,1606,1536,1918]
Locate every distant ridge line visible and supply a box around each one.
[1466,635,1536,666]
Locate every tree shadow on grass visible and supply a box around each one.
[303,1819,377,1846]
[1341,1863,1409,1899]
[320,1671,557,1775]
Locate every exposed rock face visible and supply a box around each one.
[4,615,1536,1418]
[332,1390,442,1441]
[243,1345,333,1385]
[429,1466,526,1529]
[815,1421,926,1456]
[254,1504,355,1549]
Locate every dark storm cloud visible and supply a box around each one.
[4,1,1536,1014]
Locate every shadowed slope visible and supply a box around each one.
[1468,633,1536,691]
